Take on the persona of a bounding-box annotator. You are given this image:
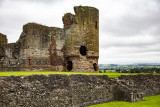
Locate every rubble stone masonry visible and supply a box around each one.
[0,74,159,106]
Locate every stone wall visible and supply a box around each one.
[0,74,159,107]
[0,23,65,71]
[118,74,160,97]
[17,23,65,71]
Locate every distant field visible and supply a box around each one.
[99,70,117,73]
[89,95,160,107]
[0,71,159,77]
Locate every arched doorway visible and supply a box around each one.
[67,61,73,71]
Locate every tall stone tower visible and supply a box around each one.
[63,6,99,72]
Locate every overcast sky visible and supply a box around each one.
[0,0,160,64]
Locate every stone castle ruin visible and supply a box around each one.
[0,6,99,72]
[0,6,160,107]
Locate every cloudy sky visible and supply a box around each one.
[0,0,160,64]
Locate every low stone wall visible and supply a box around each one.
[0,74,160,107]
[118,74,160,97]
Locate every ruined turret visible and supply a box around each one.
[63,6,99,72]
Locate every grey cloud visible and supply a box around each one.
[105,45,160,54]
[102,14,160,37]
[101,41,160,56]
[100,34,160,48]
[101,39,160,48]
[0,0,4,3]
[101,0,160,37]
[0,0,5,6]
[100,0,160,60]
[0,0,66,43]
[99,0,160,64]
[99,52,160,64]
[0,0,66,8]
[0,15,24,43]
[14,0,65,4]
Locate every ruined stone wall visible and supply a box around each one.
[1,43,20,71]
[19,23,51,59]
[0,74,159,107]
[118,74,160,97]
[0,23,65,71]
[17,23,52,71]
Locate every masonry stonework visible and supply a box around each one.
[0,6,99,72]
[0,74,160,106]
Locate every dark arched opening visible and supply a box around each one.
[80,46,87,56]
[93,63,98,71]
[67,61,73,71]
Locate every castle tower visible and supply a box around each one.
[63,6,99,72]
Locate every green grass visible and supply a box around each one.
[0,71,159,78]
[89,95,160,107]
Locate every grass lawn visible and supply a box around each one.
[0,71,159,77]
[89,95,160,107]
